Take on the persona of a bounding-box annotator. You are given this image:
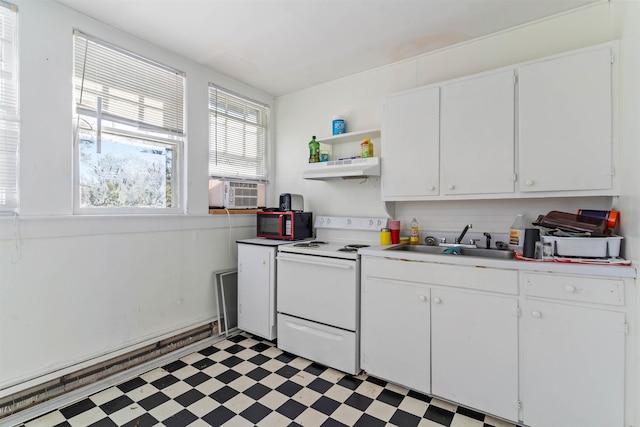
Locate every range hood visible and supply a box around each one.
[302,157,380,180]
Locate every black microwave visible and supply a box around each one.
[256,211,313,240]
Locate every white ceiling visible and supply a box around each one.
[53,0,601,97]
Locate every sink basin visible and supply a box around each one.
[386,245,515,260]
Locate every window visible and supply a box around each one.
[0,2,18,214]
[208,85,270,182]
[73,31,185,213]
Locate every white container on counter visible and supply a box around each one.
[541,235,623,258]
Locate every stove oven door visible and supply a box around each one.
[277,252,358,331]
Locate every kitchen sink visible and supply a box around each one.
[386,245,515,260]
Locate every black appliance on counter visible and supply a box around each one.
[257,211,313,240]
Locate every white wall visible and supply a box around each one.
[0,0,273,389]
[273,2,639,253]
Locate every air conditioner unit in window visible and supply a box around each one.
[209,180,263,209]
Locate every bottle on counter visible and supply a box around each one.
[409,218,420,245]
[509,214,527,250]
[308,135,320,163]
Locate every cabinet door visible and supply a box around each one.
[381,86,440,199]
[441,70,515,195]
[431,289,519,422]
[237,244,276,340]
[361,277,430,394]
[519,46,613,192]
[523,300,625,427]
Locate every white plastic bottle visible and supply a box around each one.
[509,214,527,250]
[409,218,420,245]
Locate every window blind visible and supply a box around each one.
[0,2,18,213]
[74,31,185,136]
[209,85,270,181]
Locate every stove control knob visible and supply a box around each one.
[369,219,373,226]
[326,218,331,225]
[347,219,351,225]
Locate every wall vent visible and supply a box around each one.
[0,321,220,419]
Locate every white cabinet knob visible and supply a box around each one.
[448,184,455,190]
[262,260,266,265]
[565,285,576,293]
[433,297,442,304]
[419,295,428,302]
[428,186,436,191]
[525,179,534,186]
[531,310,542,318]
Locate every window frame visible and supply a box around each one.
[72,31,185,215]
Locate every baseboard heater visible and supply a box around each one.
[0,321,221,419]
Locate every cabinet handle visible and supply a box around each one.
[531,310,542,318]
[428,186,436,191]
[448,184,455,190]
[525,179,534,186]
[565,285,576,293]
[419,295,428,302]
[262,260,266,265]
[433,297,442,304]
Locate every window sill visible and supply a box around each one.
[209,208,263,215]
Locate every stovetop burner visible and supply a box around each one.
[293,240,327,248]
[338,244,370,253]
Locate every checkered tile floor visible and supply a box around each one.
[20,333,519,427]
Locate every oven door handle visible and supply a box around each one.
[277,254,354,269]
[285,320,345,341]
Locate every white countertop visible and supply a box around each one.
[359,245,637,279]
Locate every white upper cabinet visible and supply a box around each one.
[441,70,516,195]
[381,86,440,199]
[518,46,614,193]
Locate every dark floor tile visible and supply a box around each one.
[246,366,270,381]
[389,408,421,427]
[201,406,236,427]
[275,365,300,379]
[121,413,158,427]
[162,408,198,427]
[184,371,211,387]
[53,422,72,427]
[228,334,249,343]
[162,360,188,372]
[354,412,387,427]
[174,389,205,407]
[337,376,362,390]
[424,405,455,426]
[220,355,243,368]
[408,389,431,402]
[321,419,349,427]
[250,342,272,352]
[215,369,241,384]
[344,392,373,411]
[248,353,270,365]
[276,380,303,397]
[240,402,272,424]
[150,374,179,390]
[60,398,96,419]
[457,405,485,421]
[244,383,271,400]
[198,346,219,357]
[377,388,404,407]
[275,351,297,363]
[304,362,328,376]
[99,395,134,415]
[116,377,147,393]
[210,385,239,404]
[311,396,341,416]
[192,357,216,370]
[307,377,333,394]
[138,391,170,411]
[224,344,246,354]
[88,418,117,427]
[276,399,307,419]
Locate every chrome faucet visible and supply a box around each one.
[455,224,472,244]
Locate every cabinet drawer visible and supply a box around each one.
[524,272,624,306]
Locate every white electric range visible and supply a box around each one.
[276,216,388,375]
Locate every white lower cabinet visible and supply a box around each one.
[361,277,430,394]
[522,273,626,427]
[431,289,518,421]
